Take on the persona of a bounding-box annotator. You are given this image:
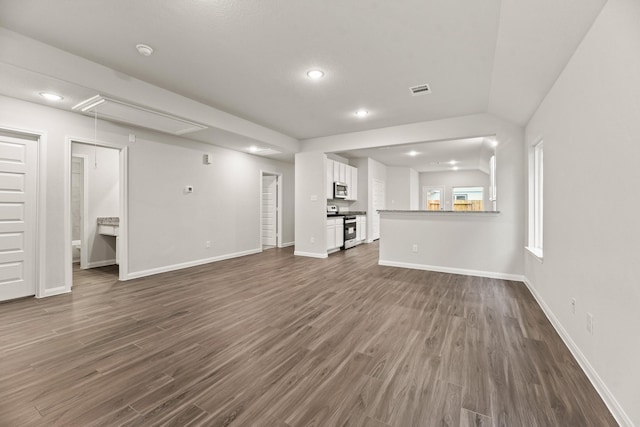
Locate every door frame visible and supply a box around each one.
[422,185,444,211]
[64,137,129,286]
[260,170,282,249]
[71,153,89,270]
[0,125,46,298]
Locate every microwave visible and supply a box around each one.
[334,182,348,199]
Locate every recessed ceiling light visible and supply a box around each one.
[355,110,369,118]
[306,69,325,79]
[248,146,259,152]
[40,92,63,101]
[136,44,154,56]
[452,166,459,171]
[408,150,418,157]
[449,160,457,165]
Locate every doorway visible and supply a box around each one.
[66,138,128,287]
[423,186,444,211]
[0,131,39,301]
[260,171,282,249]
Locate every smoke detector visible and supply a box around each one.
[410,83,431,96]
[136,44,154,56]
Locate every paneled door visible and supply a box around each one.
[0,133,37,301]
[261,174,277,247]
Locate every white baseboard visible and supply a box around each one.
[86,259,117,268]
[522,277,634,427]
[378,259,524,281]
[293,251,328,259]
[279,241,295,248]
[38,286,71,298]
[126,248,262,280]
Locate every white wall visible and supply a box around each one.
[349,158,369,212]
[409,168,419,210]
[386,167,412,210]
[71,143,119,266]
[294,152,327,257]
[368,158,387,240]
[524,0,640,424]
[419,169,490,210]
[379,211,519,278]
[0,95,295,292]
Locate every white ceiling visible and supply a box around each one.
[0,0,606,145]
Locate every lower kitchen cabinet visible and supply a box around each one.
[326,217,344,251]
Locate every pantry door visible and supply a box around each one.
[0,133,37,301]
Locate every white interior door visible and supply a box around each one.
[372,179,385,240]
[0,134,37,301]
[261,175,277,247]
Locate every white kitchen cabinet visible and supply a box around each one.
[326,159,357,200]
[336,217,344,248]
[344,167,350,199]
[326,158,334,199]
[326,219,336,250]
[326,217,344,251]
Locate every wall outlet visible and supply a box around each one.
[128,133,136,143]
[310,195,318,201]
[205,241,211,248]
[571,298,576,314]
[412,244,418,253]
[310,236,315,244]
[587,312,594,335]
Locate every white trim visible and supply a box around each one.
[522,277,634,427]
[127,248,262,280]
[37,286,70,298]
[86,259,117,268]
[260,170,283,249]
[0,125,46,299]
[293,251,328,259]
[65,137,129,288]
[279,241,295,248]
[525,246,544,262]
[422,185,444,211]
[71,153,89,270]
[378,259,524,281]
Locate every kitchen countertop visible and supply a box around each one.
[327,211,367,217]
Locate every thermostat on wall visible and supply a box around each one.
[203,153,212,164]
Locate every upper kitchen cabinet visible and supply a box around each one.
[325,157,358,201]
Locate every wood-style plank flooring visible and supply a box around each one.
[0,242,617,426]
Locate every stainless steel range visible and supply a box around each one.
[342,215,357,249]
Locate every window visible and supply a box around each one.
[528,141,543,258]
[452,186,483,211]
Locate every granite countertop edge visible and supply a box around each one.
[97,217,120,225]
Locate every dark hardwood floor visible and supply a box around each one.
[0,243,617,426]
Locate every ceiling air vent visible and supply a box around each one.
[410,83,431,96]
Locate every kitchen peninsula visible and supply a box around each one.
[377,209,522,281]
